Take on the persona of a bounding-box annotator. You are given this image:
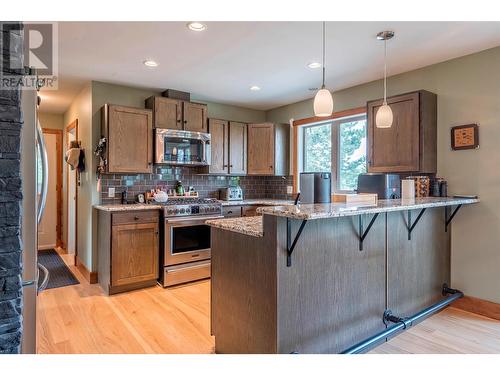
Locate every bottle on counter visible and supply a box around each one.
[440,180,448,197]
[175,180,185,196]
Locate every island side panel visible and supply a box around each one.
[275,215,387,354]
[387,208,451,317]
[211,227,278,353]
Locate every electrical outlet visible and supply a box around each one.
[108,187,115,198]
[286,185,293,194]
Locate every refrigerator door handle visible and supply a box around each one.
[37,263,49,293]
[36,120,48,225]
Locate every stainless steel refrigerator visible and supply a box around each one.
[20,89,50,353]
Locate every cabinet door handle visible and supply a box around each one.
[134,216,139,221]
[183,120,187,124]
[230,165,233,168]
[227,210,233,214]
[177,120,181,123]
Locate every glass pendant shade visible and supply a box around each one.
[375,103,393,128]
[313,88,333,117]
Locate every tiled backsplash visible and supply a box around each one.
[100,166,293,204]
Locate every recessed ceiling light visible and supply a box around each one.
[143,60,159,67]
[250,85,261,91]
[187,22,207,32]
[307,62,322,69]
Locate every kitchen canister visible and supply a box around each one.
[402,179,416,199]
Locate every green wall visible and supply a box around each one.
[266,46,500,303]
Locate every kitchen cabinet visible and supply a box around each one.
[208,119,229,174]
[183,102,208,132]
[145,96,207,133]
[97,209,160,295]
[241,205,261,217]
[145,96,182,130]
[367,90,437,173]
[228,121,247,175]
[207,119,247,175]
[247,122,289,176]
[102,104,153,174]
[222,205,242,218]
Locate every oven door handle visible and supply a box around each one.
[165,215,224,225]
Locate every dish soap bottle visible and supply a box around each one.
[175,180,185,196]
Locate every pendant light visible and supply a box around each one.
[313,22,333,117]
[376,30,395,128]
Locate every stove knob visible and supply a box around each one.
[167,209,174,215]
[180,208,185,214]
[174,209,179,214]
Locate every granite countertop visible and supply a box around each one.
[219,199,293,207]
[206,216,263,237]
[94,198,293,212]
[94,203,163,212]
[257,197,479,221]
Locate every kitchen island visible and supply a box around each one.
[206,197,479,354]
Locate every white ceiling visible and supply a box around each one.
[40,21,500,113]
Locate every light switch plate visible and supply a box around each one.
[286,185,293,194]
[108,187,115,198]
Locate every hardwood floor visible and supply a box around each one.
[36,252,500,354]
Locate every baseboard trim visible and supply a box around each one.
[452,295,500,321]
[76,256,98,284]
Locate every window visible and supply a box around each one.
[298,112,367,192]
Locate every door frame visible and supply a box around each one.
[41,128,63,249]
[65,119,78,263]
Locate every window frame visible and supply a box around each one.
[292,107,366,194]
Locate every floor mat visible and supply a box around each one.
[37,249,80,290]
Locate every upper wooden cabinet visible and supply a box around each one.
[183,102,208,133]
[228,121,247,175]
[145,97,182,130]
[247,122,289,176]
[367,90,437,174]
[207,119,247,175]
[102,104,153,174]
[145,96,207,133]
[209,118,229,174]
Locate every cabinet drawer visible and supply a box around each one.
[112,210,159,225]
[242,205,261,217]
[223,206,242,218]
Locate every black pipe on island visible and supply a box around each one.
[340,284,464,354]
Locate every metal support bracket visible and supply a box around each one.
[286,218,308,267]
[358,213,380,251]
[407,208,427,240]
[445,204,462,232]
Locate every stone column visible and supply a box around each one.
[0,21,24,354]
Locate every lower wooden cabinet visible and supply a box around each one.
[222,205,261,217]
[97,209,160,294]
[242,205,261,217]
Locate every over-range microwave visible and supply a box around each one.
[155,128,211,166]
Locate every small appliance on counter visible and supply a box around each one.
[219,186,243,201]
[300,172,331,204]
[357,173,401,199]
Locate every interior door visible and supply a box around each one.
[37,131,57,250]
[229,121,247,175]
[247,123,275,175]
[208,119,228,174]
[67,130,76,255]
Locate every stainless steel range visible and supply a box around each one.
[159,197,222,287]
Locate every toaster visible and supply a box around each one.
[219,186,243,201]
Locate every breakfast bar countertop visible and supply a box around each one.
[257,197,479,221]
[206,216,263,237]
[219,199,293,207]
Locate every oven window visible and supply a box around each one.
[172,225,211,253]
[164,137,203,163]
